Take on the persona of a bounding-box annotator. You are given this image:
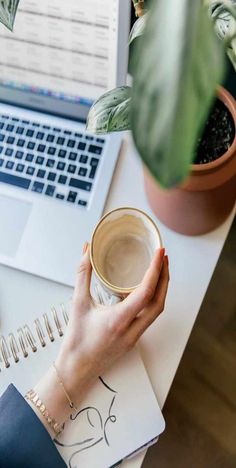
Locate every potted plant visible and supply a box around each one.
[1,1,235,235]
[86,0,236,235]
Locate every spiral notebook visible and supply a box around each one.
[0,303,165,468]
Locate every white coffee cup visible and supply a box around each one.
[90,207,162,305]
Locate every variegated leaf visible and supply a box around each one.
[209,0,236,70]
[129,13,148,44]
[86,86,131,134]
[0,0,20,31]
[131,0,225,188]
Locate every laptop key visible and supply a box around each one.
[7,137,15,145]
[5,148,13,157]
[26,129,34,137]
[57,137,65,145]
[37,169,46,179]
[47,134,55,143]
[79,154,88,164]
[37,144,46,153]
[0,171,30,189]
[6,161,14,170]
[48,147,56,155]
[26,153,34,162]
[57,162,65,171]
[7,136,15,144]
[0,146,3,153]
[45,185,55,197]
[56,194,65,200]
[89,166,99,179]
[26,166,35,175]
[68,139,75,148]
[36,132,44,140]
[58,175,67,184]
[0,123,4,129]
[68,191,77,203]
[78,142,86,151]
[32,181,44,193]
[46,159,55,168]
[91,157,99,166]
[89,157,99,179]
[78,167,87,177]
[96,138,105,144]
[35,156,44,166]
[17,139,25,147]
[16,126,24,134]
[78,199,87,207]
[0,134,4,142]
[27,141,35,150]
[0,159,3,167]
[69,152,77,161]
[16,164,24,173]
[6,124,14,132]
[58,149,66,158]
[36,156,44,165]
[88,144,102,155]
[48,172,56,181]
[68,164,76,174]
[69,178,92,192]
[16,151,24,159]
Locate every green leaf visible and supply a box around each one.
[209,0,236,70]
[0,0,20,31]
[131,0,225,188]
[129,13,148,44]
[86,86,132,134]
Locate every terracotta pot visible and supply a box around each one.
[143,86,236,236]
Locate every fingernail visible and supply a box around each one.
[160,247,165,257]
[82,242,88,254]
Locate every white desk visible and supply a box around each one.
[0,135,235,467]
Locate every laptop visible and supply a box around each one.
[0,0,130,286]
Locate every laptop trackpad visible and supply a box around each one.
[0,194,31,257]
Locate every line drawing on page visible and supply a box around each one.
[55,377,118,468]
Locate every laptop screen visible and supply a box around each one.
[0,0,130,120]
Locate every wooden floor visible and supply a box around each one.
[143,219,236,468]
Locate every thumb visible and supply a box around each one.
[74,242,92,304]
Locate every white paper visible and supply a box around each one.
[0,311,165,468]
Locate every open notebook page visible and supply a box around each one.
[0,321,165,468]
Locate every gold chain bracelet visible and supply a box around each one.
[52,362,78,412]
[25,389,64,437]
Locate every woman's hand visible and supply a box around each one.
[56,245,169,401]
[31,245,169,436]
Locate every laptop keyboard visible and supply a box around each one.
[0,114,106,207]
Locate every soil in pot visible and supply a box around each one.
[194,98,235,165]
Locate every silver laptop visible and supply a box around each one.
[0,0,130,286]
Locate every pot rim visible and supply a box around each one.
[191,85,236,175]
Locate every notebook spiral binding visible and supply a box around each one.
[0,303,69,370]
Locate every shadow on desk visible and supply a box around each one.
[143,219,236,468]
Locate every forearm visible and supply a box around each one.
[25,347,95,439]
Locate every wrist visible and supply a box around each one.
[55,347,95,406]
[26,357,92,439]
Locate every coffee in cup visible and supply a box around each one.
[90,207,162,303]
